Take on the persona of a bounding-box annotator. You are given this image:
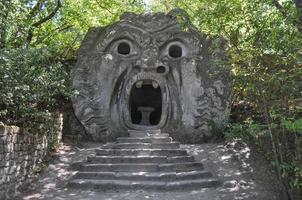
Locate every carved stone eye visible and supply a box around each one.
[168,44,182,58]
[117,42,130,55]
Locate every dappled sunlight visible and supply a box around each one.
[23,193,43,200]
[19,142,99,200]
[179,140,275,199]
[221,155,232,161]
[42,183,56,190]
[18,141,280,200]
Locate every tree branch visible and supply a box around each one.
[33,24,73,45]
[27,0,62,44]
[28,0,46,18]
[0,0,12,48]
[96,0,115,15]
[272,0,302,34]
[272,0,290,18]
[32,0,62,28]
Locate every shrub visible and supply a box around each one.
[0,47,74,135]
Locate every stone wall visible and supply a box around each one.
[0,125,48,200]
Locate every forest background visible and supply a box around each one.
[0,0,301,199]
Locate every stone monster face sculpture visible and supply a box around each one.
[72,10,232,142]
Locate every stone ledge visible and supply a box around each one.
[0,125,20,136]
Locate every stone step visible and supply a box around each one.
[130,133,170,138]
[73,170,213,181]
[87,155,195,163]
[128,130,169,138]
[102,142,180,149]
[68,130,219,191]
[68,178,220,190]
[95,149,188,156]
[71,162,204,172]
[117,137,172,143]
[128,129,161,135]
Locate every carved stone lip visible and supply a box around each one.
[120,73,169,130]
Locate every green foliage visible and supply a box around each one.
[280,161,302,190]
[224,123,246,139]
[282,117,302,134]
[0,0,145,133]
[224,122,268,140]
[0,48,74,132]
[1,0,145,58]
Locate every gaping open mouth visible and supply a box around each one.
[129,80,162,126]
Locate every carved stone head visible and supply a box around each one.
[72,9,232,142]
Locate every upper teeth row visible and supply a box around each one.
[135,80,159,88]
[135,81,143,88]
[152,81,159,88]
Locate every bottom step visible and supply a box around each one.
[73,170,213,181]
[68,178,220,190]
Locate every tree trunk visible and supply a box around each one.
[0,0,12,48]
[294,0,302,33]
[273,0,302,34]
[27,0,62,45]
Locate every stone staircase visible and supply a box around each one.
[68,130,220,190]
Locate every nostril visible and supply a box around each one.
[133,65,140,72]
[156,66,166,74]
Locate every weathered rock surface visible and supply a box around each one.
[72,9,232,142]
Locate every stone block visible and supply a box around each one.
[4,135,11,143]
[14,144,19,151]
[11,134,17,144]
[19,144,26,151]
[0,160,5,167]
[0,125,6,135]
[8,165,16,174]
[4,143,14,153]
[4,153,10,161]
[18,156,25,164]
[24,155,30,161]
[6,185,16,199]
[0,190,6,200]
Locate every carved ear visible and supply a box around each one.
[78,27,104,55]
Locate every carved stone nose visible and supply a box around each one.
[138,64,169,74]
[139,48,158,67]
[134,60,155,71]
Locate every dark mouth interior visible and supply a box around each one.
[129,81,162,126]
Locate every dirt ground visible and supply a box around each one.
[17,140,284,200]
